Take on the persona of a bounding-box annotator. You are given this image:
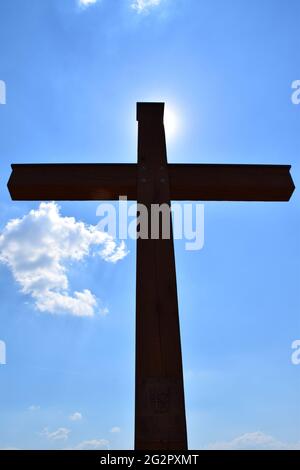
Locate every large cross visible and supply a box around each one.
[8,102,295,450]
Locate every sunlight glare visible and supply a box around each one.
[164,106,180,141]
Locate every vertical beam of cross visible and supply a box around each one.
[135,104,188,450]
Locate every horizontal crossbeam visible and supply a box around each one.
[7,164,137,201]
[168,164,295,201]
[7,163,295,202]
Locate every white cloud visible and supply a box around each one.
[42,427,71,441]
[110,426,121,433]
[69,412,83,422]
[131,0,162,13]
[0,202,128,317]
[70,439,109,450]
[28,405,40,412]
[78,0,162,14]
[78,0,99,8]
[205,432,300,450]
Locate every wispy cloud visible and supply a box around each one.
[69,439,109,450]
[110,426,121,433]
[77,0,163,14]
[69,412,83,422]
[205,432,300,450]
[78,0,99,8]
[131,0,162,14]
[28,405,40,412]
[41,427,71,441]
[0,202,127,317]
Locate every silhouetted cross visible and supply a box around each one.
[8,102,295,450]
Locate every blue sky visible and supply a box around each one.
[0,0,300,450]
